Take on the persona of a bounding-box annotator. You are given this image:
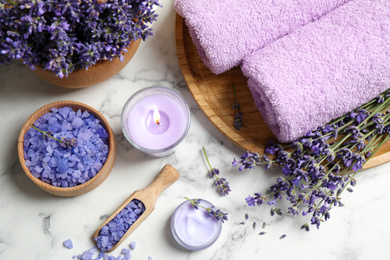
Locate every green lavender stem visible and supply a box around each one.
[29,124,62,143]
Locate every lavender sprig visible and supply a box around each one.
[202,147,231,196]
[29,124,77,148]
[185,197,228,223]
[232,85,243,130]
[233,89,390,229]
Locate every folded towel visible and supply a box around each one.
[174,0,350,74]
[241,0,390,143]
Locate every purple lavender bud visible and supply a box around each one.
[209,168,219,178]
[214,177,231,196]
[301,223,310,232]
[245,196,256,207]
[233,111,243,130]
[187,198,228,223]
[232,158,239,167]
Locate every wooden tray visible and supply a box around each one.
[175,14,390,170]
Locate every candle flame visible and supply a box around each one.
[153,107,161,125]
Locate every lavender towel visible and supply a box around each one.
[174,0,350,74]
[241,0,390,143]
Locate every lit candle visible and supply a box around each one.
[121,86,191,157]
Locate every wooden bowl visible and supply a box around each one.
[17,101,117,197]
[31,39,141,88]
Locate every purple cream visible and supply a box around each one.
[171,199,222,251]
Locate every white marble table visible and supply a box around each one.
[1,1,389,259]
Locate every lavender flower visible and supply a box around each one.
[185,197,228,223]
[233,89,390,229]
[232,85,243,130]
[0,0,161,78]
[203,146,231,195]
[233,150,274,171]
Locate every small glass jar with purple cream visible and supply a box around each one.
[121,86,191,157]
[170,199,222,251]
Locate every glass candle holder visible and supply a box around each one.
[121,86,191,157]
[170,199,222,251]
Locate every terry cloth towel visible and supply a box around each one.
[241,0,390,143]
[174,0,351,74]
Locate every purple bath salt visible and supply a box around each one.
[121,248,130,255]
[67,241,139,260]
[23,107,109,188]
[63,239,73,249]
[95,199,145,252]
[129,241,136,250]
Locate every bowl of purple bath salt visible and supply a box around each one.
[17,101,117,197]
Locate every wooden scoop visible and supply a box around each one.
[93,164,180,252]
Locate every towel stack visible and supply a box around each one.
[175,0,390,142]
[174,0,350,74]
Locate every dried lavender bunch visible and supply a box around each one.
[232,85,243,130]
[185,197,228,223]
[233,89,390,229]
[0,0,161,78]
[203,146,231,196]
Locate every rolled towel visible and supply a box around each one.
[174,0,350,74]
[241,0,390,143]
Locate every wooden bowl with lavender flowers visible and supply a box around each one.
[17,101,117,197]
[31,39,141,88]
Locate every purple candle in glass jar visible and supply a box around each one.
[121,86,191,157]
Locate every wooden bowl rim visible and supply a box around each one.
[31,39,141,88]
[17,100,116,194]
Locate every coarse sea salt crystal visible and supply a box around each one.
[72,117,84,128]
[63,239,73,249]
[65,238,143,260]
[121,248,130,255]
[129,241,136,250]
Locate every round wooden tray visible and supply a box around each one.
[175,14,390,170]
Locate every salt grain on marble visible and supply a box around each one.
[66,239,149,260]
[129,241,136,250]
[63,239,73,249]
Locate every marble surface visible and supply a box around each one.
[1,1,390,259]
